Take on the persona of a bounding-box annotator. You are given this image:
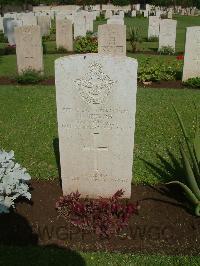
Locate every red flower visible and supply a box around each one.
[176,55,184,60]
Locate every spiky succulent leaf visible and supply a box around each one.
[195,204,200,216]
[194,128,200,164]
[180,147,200,200]
[167,181,199,205]
[173,105,200,181]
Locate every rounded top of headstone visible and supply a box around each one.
[55,54,138,68]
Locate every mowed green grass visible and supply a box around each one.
[0,85,199,183]
[0,53,180,77]
[0,246,200,266]
[95,15,200,52]
[0,15,199,77]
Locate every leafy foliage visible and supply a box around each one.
[167,106,200,216]
[96,13,106,21]
[56,190,139,238]
[148,36,159,42]
[0,150,31,213]
[57,46,68,54]
[74,35,98,53]
[183,77,200,89]
[138,57,182,83]
[159,46,175,55]
[128,26,142,53]
[16,69,44,84]
[0,31,7,43]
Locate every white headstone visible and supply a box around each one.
[105,10,112,19]
[143,10,149,18]
[37,15,51,36]
[156,11,161,17]
[3,18,14,37]
[22,14,37,26]
[131,10,136,17]
[0,16,3,31]
[98,24,126,56]
[107,17,124,25]
[182,27,200,81]
[7,20,23,46]
[168,11,173,19]
[159,19,177,51]
[56,18,73,51]
[148,16,160,39]
[74,13,87,38]
[55,54,138,198]
[15,25,44,74]
[119,11,124,18]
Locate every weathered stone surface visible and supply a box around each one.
[0,16,3,31]
[168,11,173,19]
[55,54,138,198]
[107,17,124,25]
[22,14,37,26]
[85,12,94,32]
[182,27,200,81]
[148,16,160,39]
[105,10,112,19]
[143,10,148,18]
[159,19,177,50]
[56,18,73,51]
[7,20,23,46]
[131,10,136,17]
[15,25,44,74]
[3,18,14,37]
[74,13,87,38]
[37,15,50,36]
[98,24,126,56]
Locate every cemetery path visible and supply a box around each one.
[0,180,199,255]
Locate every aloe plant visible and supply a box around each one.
[167,105,200,216]
[128,26,142,53]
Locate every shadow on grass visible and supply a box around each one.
[140,149,194,214]
[0,212,86,266]
[141,149,184,183]
[53,137,62,187]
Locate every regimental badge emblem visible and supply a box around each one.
[74,62,115,105]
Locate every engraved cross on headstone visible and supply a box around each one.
[83,132,108,174]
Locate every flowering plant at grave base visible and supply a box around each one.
[0,150,31,214]
[74,36,98,53]
[138,57,183,83]
[56,190,139,238]
[176,55,184,60]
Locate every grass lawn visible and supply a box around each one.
[0,53,180,78]
[0,15,199,78]
[0,246,200,266]
[0,85,199,184]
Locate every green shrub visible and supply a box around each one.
[42,34,56,41]
[148,36,159,42]
[4,45,16,55]
[159,45,175,55]
[16,69,44,85]
[42,39,47,54]
[74,35,98,53]
[183,77,200,88]
[96,14,105,21]
[138,57,182,83]
[57,46,68,54]
[128,26,142,53]
[0,32,8,43]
